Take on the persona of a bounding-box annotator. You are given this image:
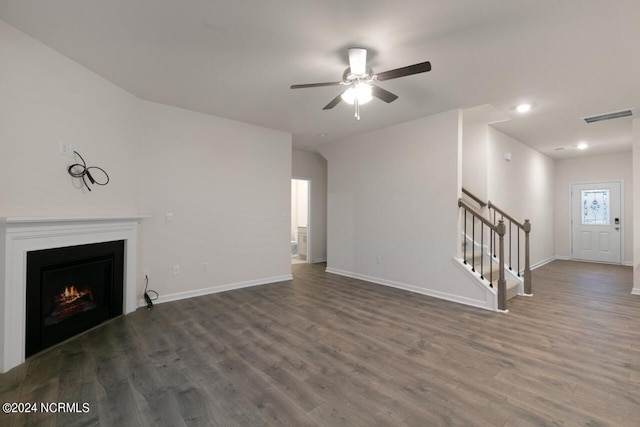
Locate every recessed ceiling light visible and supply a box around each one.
[577,142,588,150]
[516,104,531,113]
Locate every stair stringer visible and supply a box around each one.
[452,257,499,311]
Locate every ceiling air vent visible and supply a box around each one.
[582,108,636,124]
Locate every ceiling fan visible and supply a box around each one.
[290,48,431,120]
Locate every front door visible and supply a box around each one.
[571,182,622,264]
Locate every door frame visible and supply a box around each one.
[292,176,312,264]
[569,180,624,264]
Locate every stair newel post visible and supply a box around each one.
[497,219,507,311]
[523,219,532,295]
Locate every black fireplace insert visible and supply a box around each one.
[25,240,124,357]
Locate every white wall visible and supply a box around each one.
[462,109,490,201]
[292,149,327,262]
[487,127,556,268]
[319,110,493,309]
[0,19,139,216]
[0,19,292,304]
[555,152,633,264]
[137,101,292,300]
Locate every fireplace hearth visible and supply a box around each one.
[26,240,124,357]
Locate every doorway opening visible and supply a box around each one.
[291,178,310,264]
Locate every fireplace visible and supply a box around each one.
[26,240,124,356]
[1,216,144,372]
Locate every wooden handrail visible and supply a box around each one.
[487,201,524,229]
[458,199,496,231]
[461,188,487,208]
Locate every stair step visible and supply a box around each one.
[463,257,521,300]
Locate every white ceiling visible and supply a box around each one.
[1,0,639,158]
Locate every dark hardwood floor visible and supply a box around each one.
[1,260,639,426]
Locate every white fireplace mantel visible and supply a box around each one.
[0,216,146,373]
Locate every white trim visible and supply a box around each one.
[531,256,556,270]
[326,261,498,312]
[556,255,633,270]
[0,216,146,373]
[137,274,293,307]
[632,288,640,295]
[311,258,327,263]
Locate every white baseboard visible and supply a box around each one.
[554,255,570,261]
[311,258,327,263]
[632,288,640,295]
[624,261,634,267]
[531,256,556,270]
[325,265,497,312]
[137,274,293,308]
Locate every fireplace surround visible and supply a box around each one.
[0,216,145,372]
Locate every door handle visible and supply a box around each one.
[615,226,620,230]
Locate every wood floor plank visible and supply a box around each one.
[1,260,639,426]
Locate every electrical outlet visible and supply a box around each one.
[59,143,70,155]
[69,144,77,155]
[173,265,180,275]
[202,262,208,272]
[143,268,151,278]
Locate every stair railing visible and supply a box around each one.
[487,202,532,295]
[461,187,487,208]
[458,199,507,311]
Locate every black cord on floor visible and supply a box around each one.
[143,275,159,310]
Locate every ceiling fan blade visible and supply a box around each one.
[348,48,367,75]
[371,85,399,103]
[290,81,343,89]
[375,61,431,81]
[323,93,344,110]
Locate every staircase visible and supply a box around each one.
[461,238,520,298]
[458,188,532,311]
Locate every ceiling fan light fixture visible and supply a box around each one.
[341,83,373,105]
[348,48,367,76]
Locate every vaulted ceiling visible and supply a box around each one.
[1,0,639,158]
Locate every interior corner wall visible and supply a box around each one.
[555,152,633,264]
[0,19,139,217]
[487,127,555,267]
[633,118,640,293]
[462,121,489,201]
[0,19,293,304]
[292,149,327,262]
[318,110,490,307]
[137,102,292,300]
